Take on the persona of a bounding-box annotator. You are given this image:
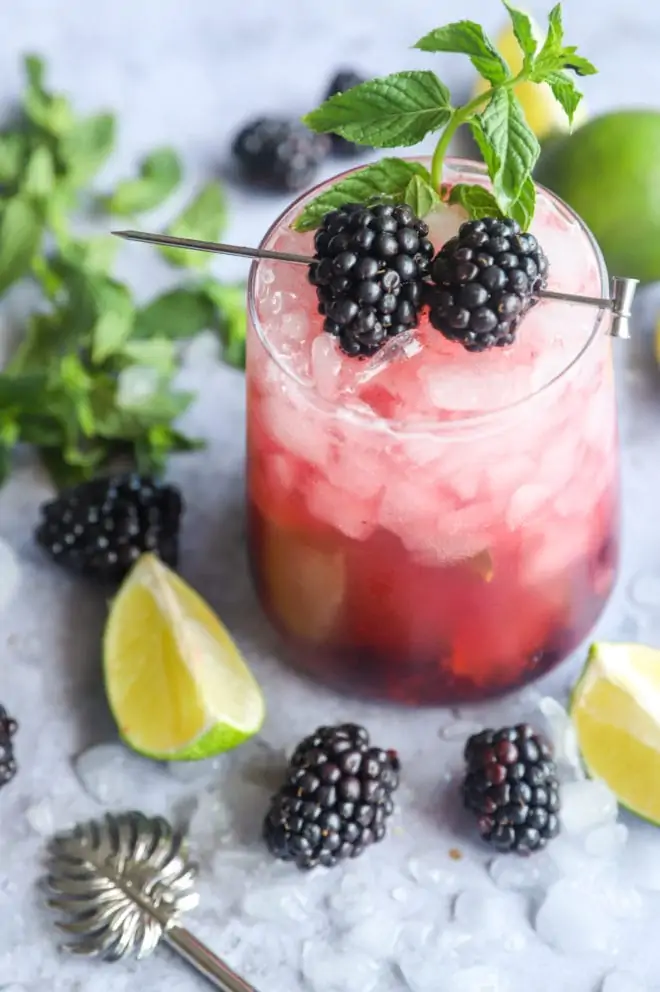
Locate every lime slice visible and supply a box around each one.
[473,15,587,140]
[570,642,660,823]
[103,553,265,761]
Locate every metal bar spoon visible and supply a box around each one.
[112,228,638,340]
[45,811,260,991]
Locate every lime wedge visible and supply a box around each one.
[103,553,265,761]
[473,15,587,140]
[570,642,660,823]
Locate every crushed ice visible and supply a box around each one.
[0,538,20,614]
[538,696,585,780]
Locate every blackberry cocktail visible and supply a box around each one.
[246,6,619,704]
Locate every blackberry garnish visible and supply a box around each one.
[263,723,400,870]
[232,117,330,192]
[0,705,18,788]
[324,70,369,157]
[309,202,434,357]
[426,216,549,352]
[35,473,183,584]
[462,724,561,854]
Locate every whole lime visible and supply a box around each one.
[535,110,660,283]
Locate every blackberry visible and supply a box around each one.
[35,473,183,584]
[426,216,549,352]
[0,705,18,788]
[232,117,330,192]
[309,202,434,357]
[324,70,369,157]
[461,724,561,855]
[263,723,400,870]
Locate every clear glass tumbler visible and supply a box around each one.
[246,158,618,706]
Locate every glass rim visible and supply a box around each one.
[247,156,610,434]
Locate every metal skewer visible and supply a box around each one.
[45,811,260,992]
[112,229,638,339]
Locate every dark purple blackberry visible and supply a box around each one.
[309,202,434,357]
[426,216,549,352]
[0,705,18,788]
[232,117,330,192]
[324,70,369,156]
[263,723,400,870]
[35,474,183,584]
[462,724,561,855]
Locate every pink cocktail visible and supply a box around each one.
[246,159,618,706]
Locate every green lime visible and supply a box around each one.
[536,110,660,283]
[103,553,266,761]
[570,641,660,824]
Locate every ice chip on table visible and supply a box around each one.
[453,890,530,950]
[442,965,512,992]
[584,823,628,859]
[441,719,484,741]
[72,742,172,808]
[560,778,618,835]
[620,833,660,892]
[241,883,309,924]
[341,912,403,957]
[489,855,545,891]
[24,800,55,837]
[301,941,381,992]
[601,973,649,992]
[0,539,20,614]
[327,874,377,930]
[539,696,585,780]
[535,878,620,954]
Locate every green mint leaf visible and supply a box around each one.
[403,175,442,216]
[92,308,135,365]
[59,113,116,186]
[133,287,215,341]
[559,49,598,77]
[22,146,56,200]
[121,339,177,374]
[469,119,499,179]
[529,5,597,81]
[102,148,182,216]
[448,184,503,220]
[476,88,540,209]
[23,55,74,136]
[508,175,536,230]
[0,133,29,185]
[117,377,195,423]
[501,1,538,66]
[293,159,432,232]
[202,281,247,369]
[0,198,43,294]
[60,236,119,275]
[414,22,510,86]
[159,182,227,269]
[0,372,49,409]
[304,71,452,148]
[545,71,582,124]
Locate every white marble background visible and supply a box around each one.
[3,3,660,992]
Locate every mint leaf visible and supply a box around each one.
[508,175,536,231]
[293,159,432,232]
[414,22,510,86]
[404,175,441,216]
[530,6,596,81]
[448,184,503,220]
[0,133,28,185]
[133,287,215,340]
[304,71,452,148]
[92,307,134,364]
[102,148,182,215]
[60,236,119,275]
[502,1,537,67]
[0,372,49,408]
[159,182,228,269]
[560,50,598,77]
[545,71,582,124]
[59,113,115,185]
[202,281,247,369]
[21,146,55,200]
[121,339,177,374]
[23,55,74,136]
[0,198,43,294]
[476,88,540,208]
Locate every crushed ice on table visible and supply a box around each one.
[72,742,178,809]
[0,538,20,614]
[601,972,649,992]
[584,823,629,859]
[441,719,483,741]
[453,889,531,951]
[534,872,643,955]
[301,941,381,992]
[561,778,619,835]
[24,799,55,837]
[621,833,660,892]
[538,696,585,780]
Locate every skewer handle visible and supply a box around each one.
[165,925,261,992]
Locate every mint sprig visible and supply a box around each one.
[0,55,247,490]
[298,1,596,231]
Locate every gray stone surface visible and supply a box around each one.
[2,2,660,990]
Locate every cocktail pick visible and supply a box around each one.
[45,810,260,992]
[112,228,638,340]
